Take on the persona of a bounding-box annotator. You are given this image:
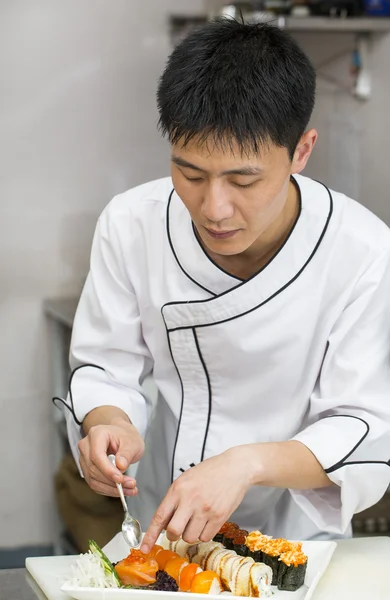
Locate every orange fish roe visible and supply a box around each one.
[231,530,248,545]
[262,538,293,557]
[245,531,272,552]
[279,549,308,567]
[290,541,303,552]
[220,522,239,533]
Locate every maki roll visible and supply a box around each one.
[277,547,308,591]
[232,530,249,557]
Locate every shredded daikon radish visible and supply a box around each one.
[64,549,120,588]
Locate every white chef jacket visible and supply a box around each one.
[64,174,390,541]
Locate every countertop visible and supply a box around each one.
[0,569,46,600]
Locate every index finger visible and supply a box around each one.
[141,496,176,554]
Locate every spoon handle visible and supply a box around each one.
[116,481,129,514]
[108,454,129,514]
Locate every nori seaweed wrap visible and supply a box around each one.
[222,530,236,550]
[213,521,239,544]
[249,549,263,562]
[261,552,280,585]
[277,548,308,591]
[260,539,291,585]
[232,530,249,557]
[277,560,307,591]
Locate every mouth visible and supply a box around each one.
[204,227,240,240]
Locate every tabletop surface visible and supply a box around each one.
[0,569,45,600]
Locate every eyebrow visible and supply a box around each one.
[171,155,263,176]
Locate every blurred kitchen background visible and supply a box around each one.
[1,0,390,568]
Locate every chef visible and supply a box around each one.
[61,19,390,549]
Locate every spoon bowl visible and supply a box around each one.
[108,454,143,548]
[122,512,142,548]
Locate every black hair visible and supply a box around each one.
[157,19,316,160]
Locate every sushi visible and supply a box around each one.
[245,534,307,590]
[258,539,291,585]
[213,521,239,544]
[245,531,272,563]
[222,524,239,549]
[231,530,249,557]
[160,533,273,598]
[277,547,308,592]
[222,529,236,550]
[160,526,308,593]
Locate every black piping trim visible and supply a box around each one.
[193,329,212,462]
[327,460,390,470]
[166,189,216,297]
[192,222,244,282]
[164,323,185,484]
[164,180,331,479]
[163,180,332,332]
[322,414,370,474]
[52,363,105,427]
[191,175,302,285]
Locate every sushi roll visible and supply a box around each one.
[249,562,273,598]
[277,547,308,591]
[232,530,249,557]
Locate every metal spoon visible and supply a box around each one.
[108,454,142,548]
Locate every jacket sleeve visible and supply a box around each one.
[291,248,390,535]
[63,203,153,468]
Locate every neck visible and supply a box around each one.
[243,179,299,263]
[199,180,300,280]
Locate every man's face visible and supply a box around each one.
[171,134,316,257]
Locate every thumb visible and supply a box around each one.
[115,434,143,471]
[115,453,130,472]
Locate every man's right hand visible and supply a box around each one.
[78,406,145,497]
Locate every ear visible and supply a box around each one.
[290,129,318,174]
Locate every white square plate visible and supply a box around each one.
[61,533,337,600]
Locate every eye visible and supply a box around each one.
[233,181,255,189]
[184,175,204,182]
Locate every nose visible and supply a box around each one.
[201,181,234,223]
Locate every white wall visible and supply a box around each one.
[295,31,390,223]
[0,0,203,549]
